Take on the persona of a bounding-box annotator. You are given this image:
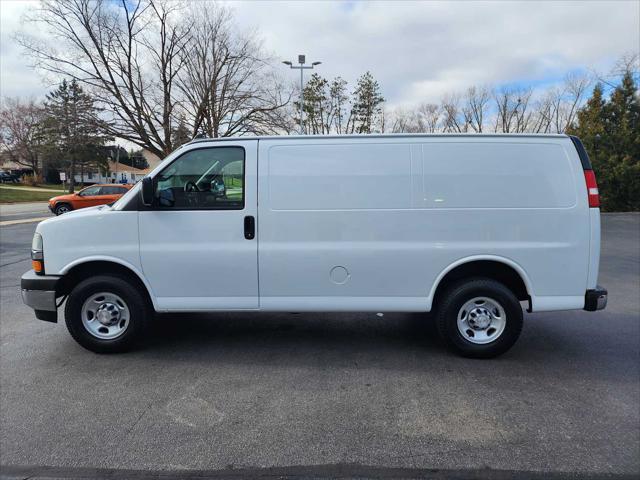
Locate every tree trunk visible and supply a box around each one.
[69,158,76,194]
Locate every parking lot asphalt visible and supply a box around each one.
[0,214,638,478]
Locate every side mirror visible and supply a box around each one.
[141,177,154,206]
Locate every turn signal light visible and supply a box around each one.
[32,260,44,274]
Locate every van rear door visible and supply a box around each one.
[138,140,258,310]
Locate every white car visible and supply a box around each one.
[21,134,607,357]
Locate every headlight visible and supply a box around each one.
[31,233,44,274]
[31,232,43,254]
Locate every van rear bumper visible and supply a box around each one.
[21,270,60,322]
[584,286,607,311]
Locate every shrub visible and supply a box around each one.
[22,173,44,186]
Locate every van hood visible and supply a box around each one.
[36,204,111,232]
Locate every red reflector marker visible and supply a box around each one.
[584,170,600,208]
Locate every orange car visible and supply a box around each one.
[48,184,133,215]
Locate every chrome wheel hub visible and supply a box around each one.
[469,307,492,329]
[81,292,130,340]
[457,297,507,345]
[96,302,121,326]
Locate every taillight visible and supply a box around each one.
[584,170,600,208]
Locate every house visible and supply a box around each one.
[71,160,153,185]
[0,153,33,176]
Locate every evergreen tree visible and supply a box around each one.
[296,75,351,134]
[568,70,639,211]
[302,74,330,134]
[348,72,385,134]
[329,77,349,134]
[127,149,149,170]
[42,80,111,192]
[602,71,640,210]
[567,84,609,201]
[568,84,606,153]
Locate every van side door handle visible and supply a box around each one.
[244,216,255,240]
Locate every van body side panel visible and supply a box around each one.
[258,136,590,313]
[420,142,576,209]
[420,138,591,311]
[258,139,429,311]
[42,209,141,278]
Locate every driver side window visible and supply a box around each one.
[155,147,245,210]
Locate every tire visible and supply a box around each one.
[436,278,523,358]
[54,203,72,215]
[65,275,151,353]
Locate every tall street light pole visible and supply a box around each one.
[283,55,322,135]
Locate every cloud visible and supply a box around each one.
[230,0,639,107]
[1,0,638,109]
[0,0,45,99]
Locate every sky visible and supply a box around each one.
[1,0,638,110]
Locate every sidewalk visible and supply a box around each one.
[0,185,64,192]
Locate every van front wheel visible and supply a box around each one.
[65,275,150,353]
[436,278,523,358]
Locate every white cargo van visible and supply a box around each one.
[21,134,607,357]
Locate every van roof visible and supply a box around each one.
[186,133,568,145]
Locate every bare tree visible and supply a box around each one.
[528,73,591,133]
[441,93,466,132]
[493,87,533,133]
[18,0,190,157]
[530,92,555,133]
[554,73,591,132]
[0,98,45,174]
[387,107,417,133]
[592,52,639,89]
[416,103,441,133]
[177,2,290,138]
[462,86,490,133]
[387,103,441,133]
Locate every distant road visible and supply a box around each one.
[0,202,52,225]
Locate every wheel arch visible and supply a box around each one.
[57,257,157,311]
[428,255,533,312]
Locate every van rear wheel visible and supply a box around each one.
[65,275,150,353]
[436,278,523,358]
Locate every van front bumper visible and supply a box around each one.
[21,270,60,322]
[584,286,607,311]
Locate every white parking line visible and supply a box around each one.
[0,217,50,226]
